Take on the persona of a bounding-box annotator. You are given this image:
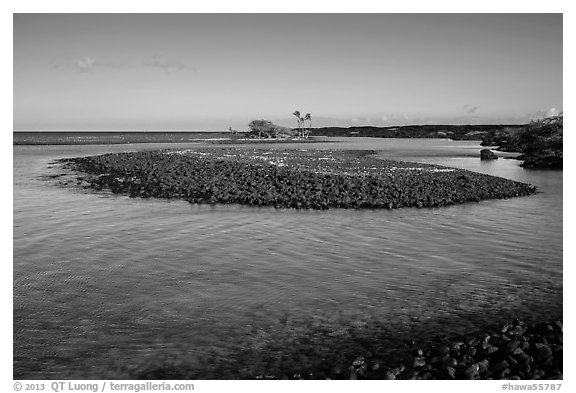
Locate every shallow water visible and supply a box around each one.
[13,138,562,379]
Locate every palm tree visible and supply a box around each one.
[304,113,311,139]
[293,110,302,138]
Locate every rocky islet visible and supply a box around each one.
[57,147,536,210]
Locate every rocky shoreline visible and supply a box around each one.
[56,148,536,210]
[342,319,563,380]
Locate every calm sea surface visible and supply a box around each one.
[13,138,563,379]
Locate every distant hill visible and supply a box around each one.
[309,124,526,140]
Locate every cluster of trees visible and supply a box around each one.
[487,114,563,153]
[243,110,313,139]
[246,119,295,139]
[480,114,562,168]
[293,110,312,138]
[516,114,563,168]
[520,114,563,152]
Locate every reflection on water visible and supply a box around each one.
[13,138,562,379]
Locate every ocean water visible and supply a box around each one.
[13,138,563,379]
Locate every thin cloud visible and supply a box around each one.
[75,56,96,72]
[144,55,196,72]
[56,56,195,73]
[69,56,125,73]
[462,104,479,114]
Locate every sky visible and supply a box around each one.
[13,13,563,131]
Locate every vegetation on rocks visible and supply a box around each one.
[482,115,563,169]
[243,111,313,140]
[58,148,536,210]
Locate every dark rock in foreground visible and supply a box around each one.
[58,148,536,210]
[355,319,563,380]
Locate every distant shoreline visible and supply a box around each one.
[13,123,525,145]
[13,131,232,145]
[13,131,332,145]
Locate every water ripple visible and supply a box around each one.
[13,139,562,378]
